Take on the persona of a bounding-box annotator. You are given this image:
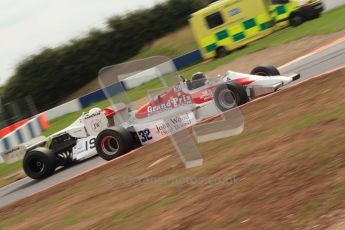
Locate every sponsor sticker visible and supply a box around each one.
[1,145,26,164]
[82,111,108,136]
[135,112,197,145]
[73,136,97,160]
[146,95,193,114]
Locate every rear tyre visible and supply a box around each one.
[23,147,57,180]
[214,83,249,112]
[215,46,229,58]
[96,126,133,161]
[250,65,280,76]
[289,13,303,27]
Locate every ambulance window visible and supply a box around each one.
[271,0,289,4]
[206,12,224,29]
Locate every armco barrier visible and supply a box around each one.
[0,114,49,157]
[121,61,176,89]
[0,119,29,138]
[45,99,82,121]
[79,89,107,108]
[173,49,203,70]
[79,82,126,108]
[44,51,204,117]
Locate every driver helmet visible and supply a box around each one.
[88,107,102,115]
[192,72,208,84]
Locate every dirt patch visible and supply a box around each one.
[207,29,345,75]
[327,218,345,230]
[1,68,345,229]
[0,170,25,188]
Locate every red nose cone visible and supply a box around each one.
[233,77,254,86]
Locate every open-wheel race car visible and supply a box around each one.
[21,64,299,179]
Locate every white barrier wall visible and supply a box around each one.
[122,61,176,89]
[0,116,42,153]
[0,116,43,153]
[0,116,45,163]
[45,99,82,120]
[323,0,345,11]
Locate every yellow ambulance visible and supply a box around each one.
[189,0,324,59]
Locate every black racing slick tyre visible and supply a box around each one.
[23,147,57,180]
[214,83,249,112]
[250,64,280,76]
[96,126,133,161]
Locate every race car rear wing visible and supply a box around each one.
[0,136,47,164]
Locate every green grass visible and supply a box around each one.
[43,99,111,137]
[303,199,322,220]
[330,184,345,202]
[131,26,198,60]
[60,216,77,227]
[0,160,22,178]
[0,160,24,187]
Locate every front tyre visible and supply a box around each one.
[214,83,249,112]
[23,147,57,180]
[96,126,133,161]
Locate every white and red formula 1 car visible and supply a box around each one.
[21,64,299,179]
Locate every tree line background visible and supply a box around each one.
[2,0,210,111]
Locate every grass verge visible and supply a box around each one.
[0,161,24,187]
[131,26,198,60]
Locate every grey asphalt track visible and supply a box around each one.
[279,39,345,80]
[1,39,345,209]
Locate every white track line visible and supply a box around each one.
[0,177,28,192]
[279,35,345,69]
